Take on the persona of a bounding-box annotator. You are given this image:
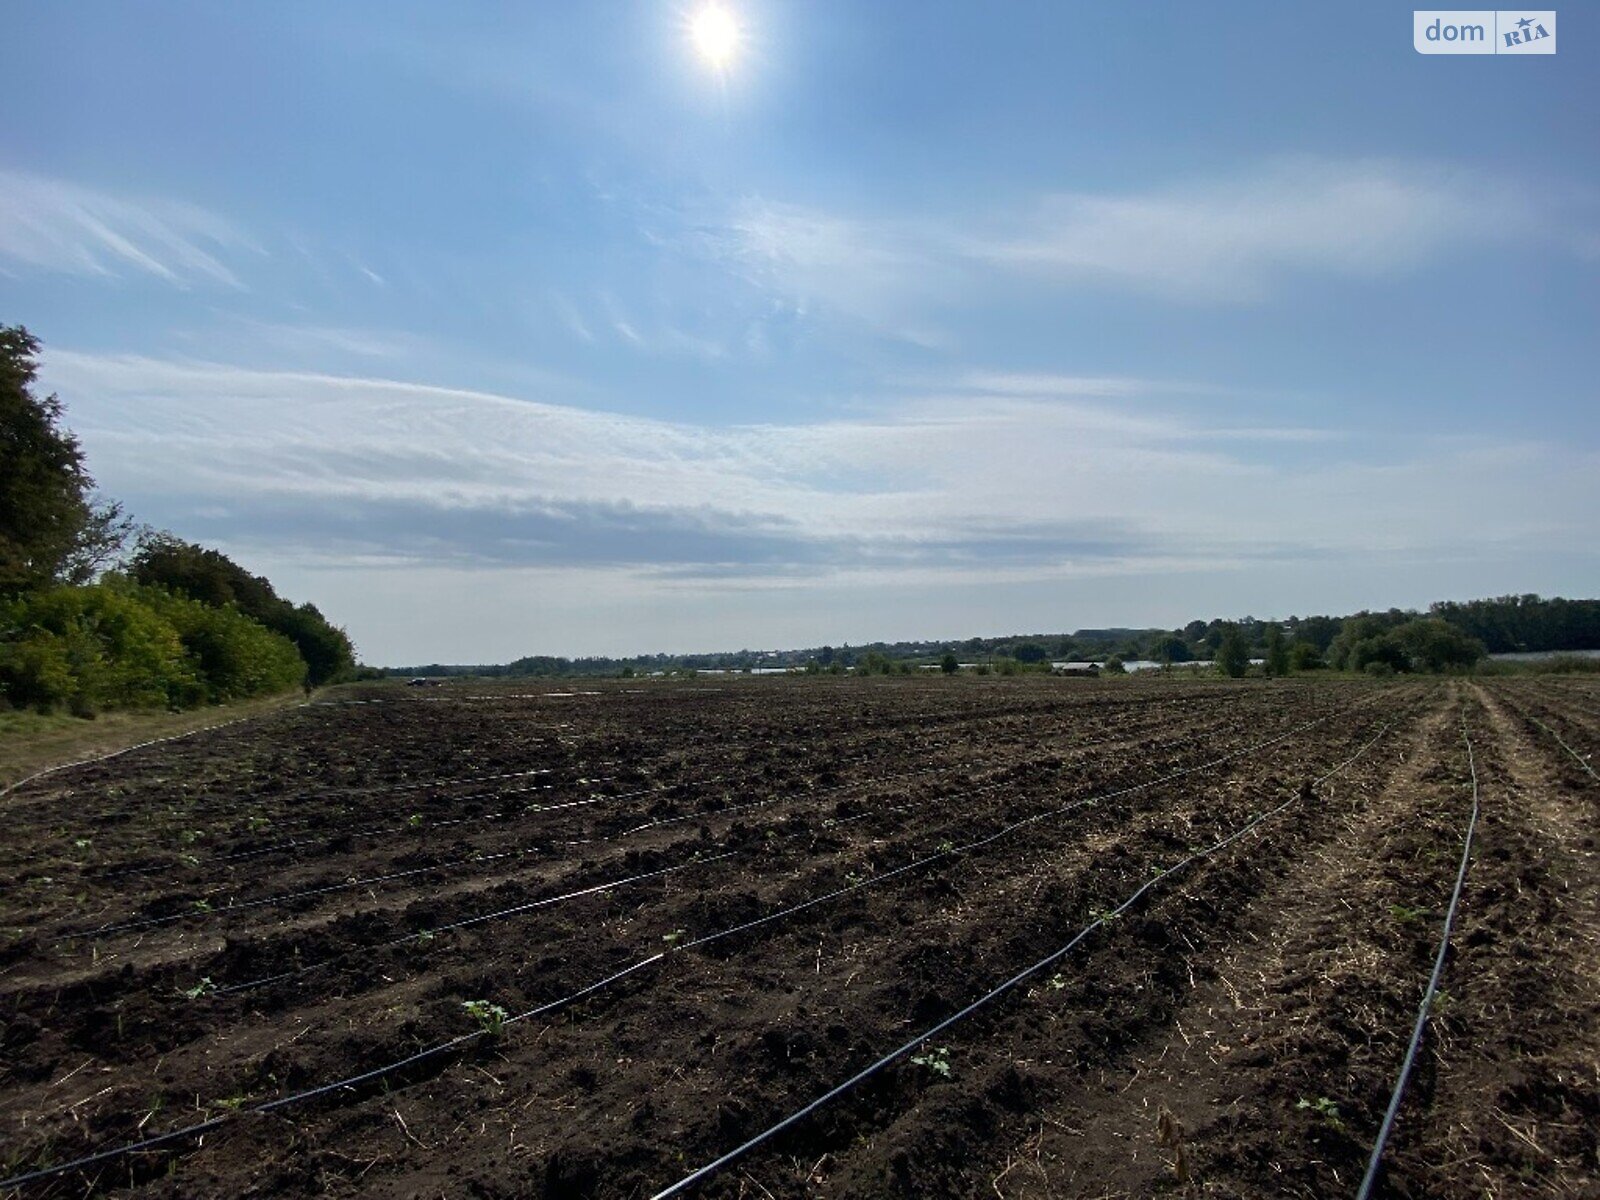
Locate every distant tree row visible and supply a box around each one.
[1,324,357,715]
[389,594,1594,682]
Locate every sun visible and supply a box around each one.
[689,4,740,69]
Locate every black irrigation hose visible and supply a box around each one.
[1353,713,1481,1200]
[41,700,1272,938]
[211,759,1052,993]
[215,852,739,993]
[0,699,1373,1193]
[0,707,300,803]
[650,721,1395,1199]
[72,770,623,884]
[1526,715,1599,781]
[26,698,1053,874]
[205,705,1327,989]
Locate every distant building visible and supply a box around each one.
[1052,661,1101,677]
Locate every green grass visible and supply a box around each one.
[0,690,314,791]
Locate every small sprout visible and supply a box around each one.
[247,815,270,832]
[910,1046,953,1078]
[1389,903,1429,925]
[407,813,425,830]
[937,840,955,853]
[1296,1096,1345,1129]
[192,898,212,913]
[662,929,687,946]
[845,871,864,886]
[213,1095,248,1112]
[180,853,201,868]
[462,999,508,1036]
[181,977,217,1000]
[1090,907,1120,924]
[179,829,203,846]
[73,837,92,850]
[415,929,436,947]
[1047,973,1069,991]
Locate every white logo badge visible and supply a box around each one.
[1414,10,1556,54]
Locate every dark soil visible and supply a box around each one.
[0,675,1592,1198]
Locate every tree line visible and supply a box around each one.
[1,326,356,716]
[392,597,1596,682]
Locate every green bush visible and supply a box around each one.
[142,588,306,702]
[0,583,198,712]
[0,581,305,713]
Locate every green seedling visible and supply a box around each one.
[415,929,436,947]
[180,853,201,868]
[192,898,212,913]
[212,1095,248,1112]
[179,829,203,846]
[1089,907,1120,924]
[1389,903,1430,925]
[662,929,687,946]
[462,999,508,1037]
[1296,1096,1345,1130]
[407,813,425,830]
[910,1046,953,1078]
[73,838,92,850]
[181,977,216,1000]
[247,815,270,833]
[845,871,864,886]
[937,840,956,853]
[1047,973,1069,991]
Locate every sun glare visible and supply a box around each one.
[690,4,740,69]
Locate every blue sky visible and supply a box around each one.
[2,2,1596,663]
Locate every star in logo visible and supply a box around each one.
[1516,15,1534,29]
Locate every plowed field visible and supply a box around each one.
[2,676,1595,1198]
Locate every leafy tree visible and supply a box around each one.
[1288,641,1326,671]
[1149,634,1190,665]
[1392,618,1485,673]
[142,587,306,701]
[940,652,959,674]
[1013,641,1048,664]
[0,583,198,712]
[1215,623,1249,678]
[129,533,355,684]
[1264,624,1289,676]
[1102,655,1127,675]
[0,326,130,593]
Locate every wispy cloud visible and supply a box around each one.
[41,351,1597,588]
[709,159,1546,319]
[978,158,1532,301]
[0,169,255,288]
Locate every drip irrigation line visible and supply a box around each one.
[178,705,1323,979]
[54,852,520,942]
[212,713,1262,994]
[75,770,625,883]
[0,700,1380,1192]
[649,721,1394,1199]
[0,707,300,803]
[39,701,1256,931]
[212,742,1126,998]
[1353,713,1481,1200]
[1526,715,1599,782]
[215,852,739,994]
